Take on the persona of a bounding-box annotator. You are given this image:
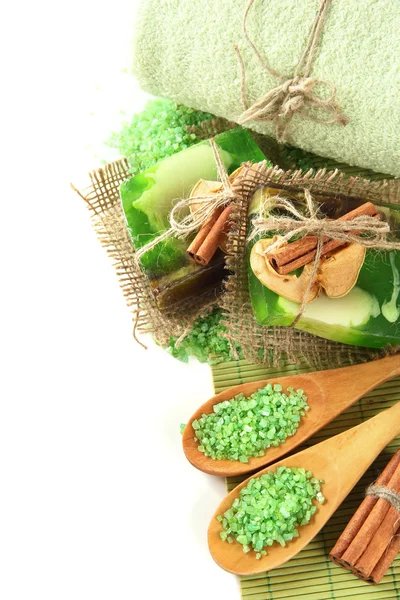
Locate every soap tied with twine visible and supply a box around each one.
[135,138,237,263]
[249,189,400,325]
[234,0,349,142]
[187,181,231,265]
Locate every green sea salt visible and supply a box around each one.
[106,98,215,173]
[218,467,324,557]
[193,384,308,462]
[166,307,244,364]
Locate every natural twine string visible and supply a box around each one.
[135,138,235,260]
[249,189,400,324]
[366,484,400,513]
[248,191,400,251]
[233,0,348,142]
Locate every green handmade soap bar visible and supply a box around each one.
[121,127,265,308]
[248,190,400,349]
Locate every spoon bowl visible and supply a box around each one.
[183,355,400,476]
[208,401,400,575]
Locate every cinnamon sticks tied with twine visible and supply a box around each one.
[186,167,244,266]
[187,205,231,266]
[330,450,400,584]
[269,202,379,275]
[135,138,238,265]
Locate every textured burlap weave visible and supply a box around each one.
[72,158,221,348]
[73,152,400,367]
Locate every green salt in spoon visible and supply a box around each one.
[208,400,400,575]
[182,355,400,476]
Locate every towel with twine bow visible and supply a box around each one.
[234,0,349,142]
[249,189,400,324]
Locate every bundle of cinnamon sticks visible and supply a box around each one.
[269,202,378,275]
[330,450,400,584]
[187,205,231,266]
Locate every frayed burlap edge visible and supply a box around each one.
[221,162,400,368]
[72,158,222,348]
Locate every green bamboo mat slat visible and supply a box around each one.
[211,359,400,600]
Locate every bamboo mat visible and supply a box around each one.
[211,359,400,600]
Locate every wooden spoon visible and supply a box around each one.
[182,355,400,476]
[208,401,400,575]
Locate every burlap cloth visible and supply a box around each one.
[73,155,400,367]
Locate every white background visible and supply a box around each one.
[1,1,240,598]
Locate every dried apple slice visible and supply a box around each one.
[321,244,366,298]
[251,236,366,303]
[250,237,320,303]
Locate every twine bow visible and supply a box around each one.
[249,188,400,325]
[234,0,349,142]
[367,484,400,513]
[135,138,235,260]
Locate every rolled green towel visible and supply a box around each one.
[133,0,400,178]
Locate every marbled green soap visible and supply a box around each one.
[248,190,400,349]
[120,127,266,308]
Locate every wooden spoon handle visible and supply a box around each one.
[327,402,400,492]
[311,355,400,411]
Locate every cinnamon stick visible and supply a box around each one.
[369,532,400,584]
[187,207,223,260]
[330,450,400,584]
[190,206,232,266]
[270,202,378,276]
[355,502,400,582]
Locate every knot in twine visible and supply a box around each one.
[367,484,400,513]
[234,0,349,142]
[249,188,400,325]
[135,138,235,260]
